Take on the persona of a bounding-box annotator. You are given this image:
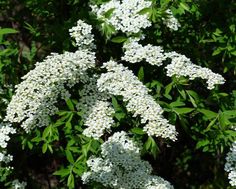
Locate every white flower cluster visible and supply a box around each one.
[165,52,225,90]
[122,41,225,90]
[163,9,180,31]
[90,0,152,33]
[0,123,16,149]
[82,131,173,189]
[11,179,27,189]
[97,61,177,141]
[5,50,95,131]
[69,20,95,50]
[0,151,13,164]
[122,39,166,66]
[76,76,114,139]
[225,141,236,186]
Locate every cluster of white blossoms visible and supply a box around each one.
[165,52,225,90]
[0,151,13,164]
[97,61,177,141]
[1,0,229,187]
[82,131,173,189]
[69,20,95,50]
[5,50,95,132]
[11,179,27,189]
[225,141,236,186]
[122,40,225,90]
[0,123,23,187]
[163,9,180,31]
[90,0,152,33]
[76,76,114,139]
[122,39,166,66]
[0,123,16,148]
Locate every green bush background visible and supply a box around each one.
[0,0,236,188]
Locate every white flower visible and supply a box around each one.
[122,40,225,90]
[91,0,152,33]
[0,151,13,163]
[225,141,236,186]
[69,20,95,50]
[76,76,114,139]
[82,131,173,189]
[11,179,27,189]
[165,52,225,90]
[122,39,166,66]
[5,50,95,131]
[97,61,177,141]
[0,123,16,148]
[163,9,180,31]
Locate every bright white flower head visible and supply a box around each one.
[91,0,152,33]
[11,179,27,189]
[82,131,173,189]
[122,40,225,90]
[97,61,177,141]
[165,52,225,90]
[225,141,236,186]
[5,50,95,131]
[0,151,13,163]
[69,20,95,50]
[122,39,166,66]
[163,9,180,31]
[77,76,114,139]
[0,123,16,148]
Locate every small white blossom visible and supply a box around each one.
[5,50,95,131]
[122,40,166,66]
[82,131,173,189]
[122,41,225,90]
[163,9,180,31]
[69,20,95,50]
[97,61,177,141]
[165,52,225,90]
[91,0,152,33]
[11,179,27,189]
[77,76,114,139]
[0,151,13,163]
[0,123,16,148]
[225,141,236,186]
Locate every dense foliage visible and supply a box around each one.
[0,0,236,188]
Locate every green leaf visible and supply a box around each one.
[173,108,194,115]
[0,28,18,36]
[42,143,48,153]
[42,125,51,139]
[53,168,70,177]
[138,7,152,15]
[27,141,33,150]
[66,99,74,111]
[67,173,74,188]
[196,140,209,149]
[66,150,75,164]
[170,100,185,107]
[198,109,218,119]
[130,128,145,135]
[115,112,126,121]
[103,8,115,18]
[180,2,190,12]
[212,48,222,56]
[100,23,116,39]
[112,96,120,111]
[111,36,127,43]
[138,66,144,81]
[144,136,159,159]
[186,90,198,108]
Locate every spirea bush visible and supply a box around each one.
[0,0,236,188]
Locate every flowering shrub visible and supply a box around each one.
[0,0,236,188]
